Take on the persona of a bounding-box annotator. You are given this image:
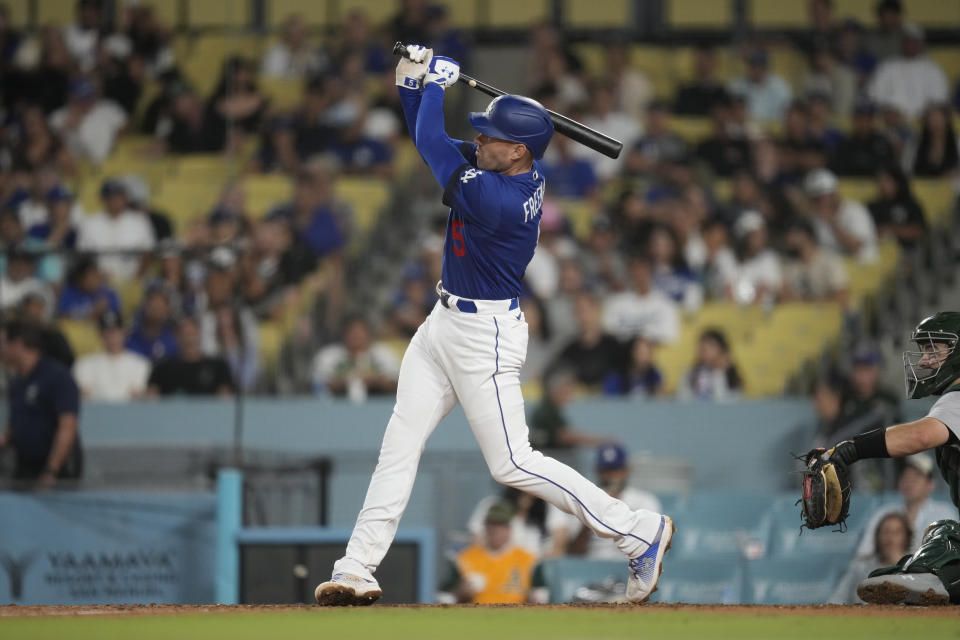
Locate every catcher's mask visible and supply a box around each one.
[903,312,960,399]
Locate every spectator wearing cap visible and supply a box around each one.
[56,255,120,319]
[261,14,328,79]
[539,131,598,199]
[156,79,225,153]
[76,178,156,282]
[0,247,52,312]
[695,95,753,177]
[147,316,234,397]
[602,255,680,345]
[868,164,927,248]
[865,0,904,61]
[728,47,793,122]
[0,320,81,487]
[625,101,689,178]
[547,443,661,558]
[125,286,178,363]
[438,500,544,604]
[73,311,150,402]
[15,165,69,231]
[26,185,77,284]
[673,46,728,117]
[781,220,849,303]
[17,291,74,368]
[196,247,260,392]
[794,0,840,58]
[835,18,876,85]
[867,23,948,121]
[726,210,782,306]
[830,101,895,177]
[801,45,856,118]
[837,345,901,438]
[855,453,956,556]
[804,168,878,263]
[678,328,743,401]
[48,77,127,163]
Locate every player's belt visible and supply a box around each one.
[436,282,519,314]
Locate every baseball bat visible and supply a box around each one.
[393,42,623,160]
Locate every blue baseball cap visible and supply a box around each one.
[596,443,628,471]
[45,185,73,203]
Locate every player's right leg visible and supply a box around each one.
[316,314,457,606]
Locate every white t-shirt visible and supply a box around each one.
[547,487,662,559]
[574,112,641,181]
[868,56,949,120]
[260,43,325,78]
[813,200,878,264]
[77,210,156,281]
[49,100,127,163]
[602,289,680,344]
[311,343,400,399]
[74,351,151,401]
[728,249,782,303]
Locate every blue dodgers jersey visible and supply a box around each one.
[440,143,545,300]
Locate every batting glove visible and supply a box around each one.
[424,56,460,90]
[396,45,432,90]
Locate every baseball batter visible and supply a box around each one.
[804,311,960,605]
[315,46,673,606]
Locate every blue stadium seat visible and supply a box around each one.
[765,494,882,559]
[668,492,774,559]
[651,557,744,604]
[538,558,625,604]
[745,557,843,605]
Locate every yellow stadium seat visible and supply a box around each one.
[653,322,701,393]
[555,198,597,242]
[563,0,632,28]
[837,179,876,204]
[116,277,145,320]
[182,34,265,97]
[907,0,960,28]
[58,319,101,358]
[487,0,549,28]
[335,177,390,238]
[186,0,249,28]
[8,0,30,27]
[172,155,237,181]
[393,141,421,176]
[36,0,74,26]
[243,175,293,218]
[152,180,220,229]
[928,48,960,83]
[267,0,330,29]
[667,0,734,29]
[748,0,807,28]
[258,321,282,372]
[337,0,396,25]
[668,116,712,143]
[913,179,957,227]
[116,1,179,29]
[833,0,876,24]
[260,76,304,112]
[433,0,479,28]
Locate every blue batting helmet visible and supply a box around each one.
[468,94,554,159]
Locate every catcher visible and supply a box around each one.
[801,311,960,605]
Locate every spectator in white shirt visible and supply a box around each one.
[728,48,793,122]
[0,248,53,312]
[805,168,878,263]
[261,14,328,79]
[677,328,743,401]
[49,78,127,164]
[781,220,849,304]
[312,315,399,402]
[604,41,653,121]
[867,23,948,121]
[63,0,101,71]
[575,80,641,181]
[602,255,679,344]
[727,211,782,306]
[77,178,155,282]
[73,310,150,402]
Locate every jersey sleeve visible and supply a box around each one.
[928,393,960,441]
[441,165,503,229]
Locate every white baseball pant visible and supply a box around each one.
[334,299,663,580]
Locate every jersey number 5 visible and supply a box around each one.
[451,220,466,257]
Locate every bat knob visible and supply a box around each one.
[392,42,408,57]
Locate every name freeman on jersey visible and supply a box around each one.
[523,180,545,224]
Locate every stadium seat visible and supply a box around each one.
[152,180,220,230]
[432,0,479,28]
[487,0,549,28]
[668,492,773,559]
[171,155,237,181]
[335,177,390,240]
[36,0,74,26]
[562,0,632,29]
[833,0,876,23]
[182,34,265,97]
[8,0,30,28]
[267,0,329,29]
[904,0,960,28]
[58,319,101,358]
[745,557,843,605]
[537,558,625,604]
[651,556,744,604]
[555,198,598,241]
[747,0,807,29]
[666,0,734,30]
[765,494,882,560]
[115,1,179,30]
[242,175,293,218]
[260,77,305,112]
[337,0,395,25]
[259,320,282,373]
[928,48,960,84]
[185,0,250,29]
[667,117,712,144]
[913,179,958,227]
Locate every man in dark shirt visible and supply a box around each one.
[830,101,894,176]
[550,292,626,387]
[147,316,234,396]
[695,97,753,177]
[673,46,728,117]
[0,320,81,486]
[18,292,75,367]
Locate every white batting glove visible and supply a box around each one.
[395,44,432,89]
[424,56,460,90]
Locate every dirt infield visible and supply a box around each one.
[3,603,958,618]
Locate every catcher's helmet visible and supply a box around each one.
[903,312,960,399]
[468,95,553,159]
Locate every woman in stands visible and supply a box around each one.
[912,103,959,178]
[829,513,912,604]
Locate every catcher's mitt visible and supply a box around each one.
[800,447,852,530]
